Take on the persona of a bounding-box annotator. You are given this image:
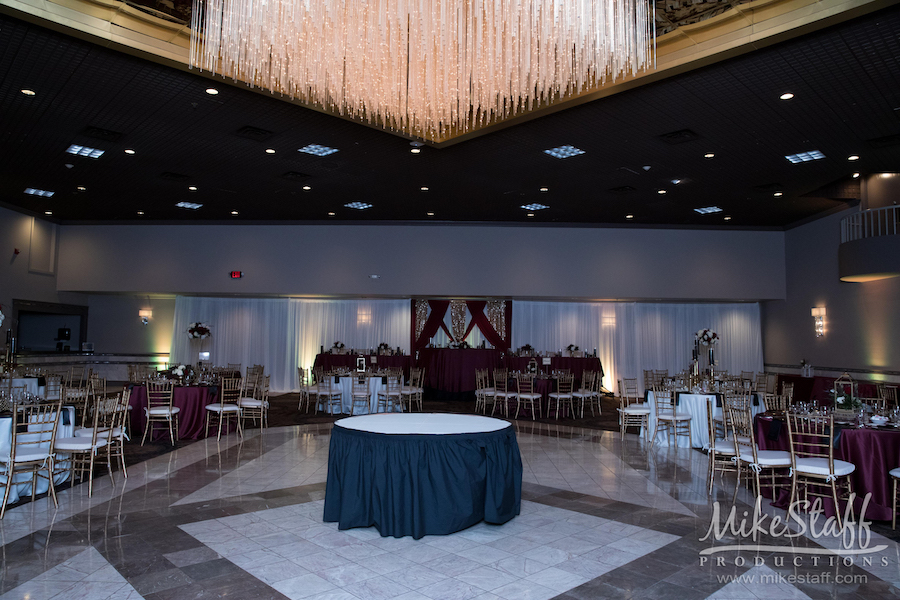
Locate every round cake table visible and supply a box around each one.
[324,413,522,539]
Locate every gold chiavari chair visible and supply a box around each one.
[727,399,789,501]
[548,373,574,419]
[650,385,691,449]
[1,399,63,517]
[239,375,270,429]
[617,377,650,441]
[205,377,243,440]
[515,373,543,420]
[142,380,179,445]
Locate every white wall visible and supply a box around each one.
[762,207,900,375]
[56,223,787,300]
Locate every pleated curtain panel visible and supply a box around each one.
[170,296,763,394]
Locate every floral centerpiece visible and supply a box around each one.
[450,340,470,349]
[331,341,345,354]
[187,322,211,339]
[566,344,580,357]
[830,389,863,412]
[169,363,194,382]
[695,329,719,346]
[377,342,392,355]
[517,344,534,356]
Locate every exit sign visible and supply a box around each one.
[230,271,243,279]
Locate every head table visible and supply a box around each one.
[324,413,522,539]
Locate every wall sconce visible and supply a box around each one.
[811,307,826,337]
[139,309,152,325]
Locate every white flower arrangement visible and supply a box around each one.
[187,322,211,339]
[695,329,719,346]
[0,309,4,328]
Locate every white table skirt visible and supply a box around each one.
[643,392,767,449]
[0,405,75,506]
[335,413,509,434]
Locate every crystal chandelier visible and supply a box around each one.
[190,0,655,141]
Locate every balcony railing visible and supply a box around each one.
[841,205,900,243]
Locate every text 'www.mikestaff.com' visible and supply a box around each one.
[714,572,868,585]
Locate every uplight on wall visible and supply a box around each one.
[139,309,152,325]
[811,307,826,337]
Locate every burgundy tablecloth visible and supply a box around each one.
[501,356,603,384]
[757,416,900,521]
[776,375,880,406]
[314,354,414,377]
[418,349,502,394]
[130,385,219,440]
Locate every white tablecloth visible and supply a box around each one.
[336,413,508,434]
[0,405,75,506]
[322,376,402,414]
[2,377,47,398]
[643,392,767,449]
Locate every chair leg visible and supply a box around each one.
[141,416,151,446]
[894,477,897,530]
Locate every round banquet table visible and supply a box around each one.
[324,413,522,539]
[129,384,220,440]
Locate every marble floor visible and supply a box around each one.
[1,420,899,600]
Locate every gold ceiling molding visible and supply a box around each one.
[0,0,887,143]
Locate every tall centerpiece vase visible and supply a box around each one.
[708,348,715,377]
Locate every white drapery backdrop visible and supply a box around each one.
[171,296,762,394]
[170,296,410,392]
[513,302,763,393]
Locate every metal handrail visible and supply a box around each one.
[841,206,900,243]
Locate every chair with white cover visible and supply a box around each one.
[54,396,110,497]
[298,367,316,413]
[141,380,180,446]
[206,377,243,440]
[515,373,543,420]
[376,375,402,413]
[317,375,343,415]
[728,400,789,500]
[617,378,650,441]
[239,375,270,429]
[350,376,371,415]
[650,386,691,449]
[1,399,63,518]
[574,371,602,417]
[401,367,424,412]
[75,389,130,480]
[491,370,512,418]
[891,468,900,529]
[787,411,856,529]
[548,373,574,419]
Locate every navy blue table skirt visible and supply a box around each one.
[324,421,522,539]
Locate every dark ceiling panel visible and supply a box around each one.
[0,5,899,226]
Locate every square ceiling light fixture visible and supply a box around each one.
[298,144,339,157]
[543,145,586,159]
[66,144,105,158]
[785,150,826,163]
[694,206,723,214]
[344,202,373,210]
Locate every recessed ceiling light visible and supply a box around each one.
[265,148,276,154]
[543,145,585,159]
[299,144,339,156]
[426,212,435,216]
[136,210,144,215]
[21,89,35,96]
[527,213,535,217]
[66,144,104,158]
[852,172,860,179]
[76,186,86,191]
[773,191,783,197]
[24,188,54,197]
[345,202,372,210]
[724,216,732,221]
[780,92,794,100]
[420,186,429,192]
[671,179,682,185]
[124,149,136,155]
[44,211,52,215]
[410,148,421,154]
[327,212,335,216]
[302,185,312,191]
[521,203,548,211]
[205,88,218,95]
[785,150,825,163]
[231,210,239,215]
[694,206,723,214]
[188,186,198,191]
[175,201,203,209]
[539,187,549,192]
[704,153,715,159]
[848,155,860,161]
[657,189,667,195]
[625,214,634,219]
